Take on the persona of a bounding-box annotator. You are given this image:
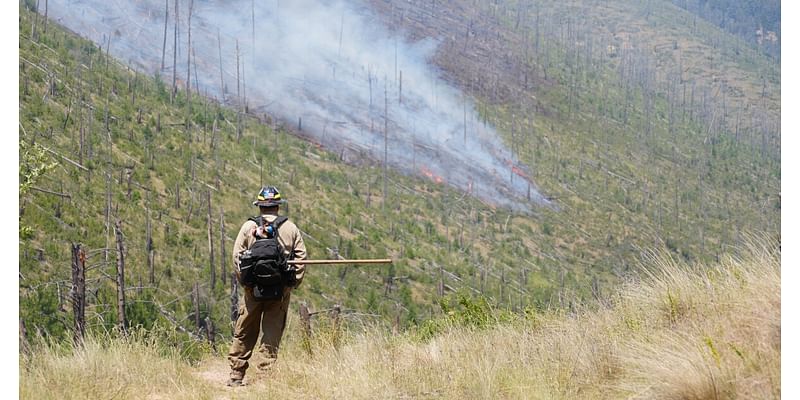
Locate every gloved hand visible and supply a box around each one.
[283,265,299,288]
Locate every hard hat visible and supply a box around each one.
[252,186,286,207]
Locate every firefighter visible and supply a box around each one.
[227,186,307,387]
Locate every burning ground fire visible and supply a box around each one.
[420,166,444,185]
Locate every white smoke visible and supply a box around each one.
[46,0,549,210]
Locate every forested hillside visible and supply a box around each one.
[19,4,570,341]
[669,0,780,59]
[370,0,780,272]
[19,0,779,348]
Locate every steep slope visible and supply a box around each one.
[370,0,780,271]
[19,0,779,344]
[18,4,567,341]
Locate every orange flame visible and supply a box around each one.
[511,165,529,180]
[420,166,444,184]
[504,159,530,181]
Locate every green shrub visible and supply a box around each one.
[415,292,518,341]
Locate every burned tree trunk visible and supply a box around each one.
[186,186,195,221]
[437,264,444,297]
[31,0,40,41]
[331,304,342,347]
[235,39,242,143]
[236,39,241,102]
[217,28,225,101]
[220,207,226,285]
[125,168,133,200]
[241,51,247,111]
[78,105,85,166]
[299,303,312,354]
[399,70,402,104]
[71,243,86,344]
[251,0,256,56]
[171,0,179,102]
[186,0,193,96]
[146,207,155,285]
[383,78,388,210]
[161,0,169,72]
[19,318,28,353]
[204,316,215,346]
[104,109,112,265]
[193,282,201,332]
[114,221,127,334]
[43,0,48,36]
[207,190,215,290]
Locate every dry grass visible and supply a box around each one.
[615,237,781,399]
[19,331,217,399]
[20,238,779,399]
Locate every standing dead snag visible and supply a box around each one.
[31,0,40,41]
[242,51,247,111]
[399,70,402,104]
[175,182,181,209]
[204,316,215,346]
[125,168,133,200]
[219,207,226,285]
[104,98,112,265]
[299,303,312,355]
[185,0,195,141]
[193,282,201,332]
[161,0,169,72]
[207,190,215,290]
[251,0,256,58]
[71,243,86,344]
[186,0,193,97]
[383,78,388,211]
[171,0,179,102]
[235,39,242,143]
[19,318,28,354]
[146,206,155,285]
[114,221,127,334]
[43,0,48,36]
[331,304,342,348]
[437,264,444,297]
[217,28,225,101]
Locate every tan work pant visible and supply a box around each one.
[228,287,291,379]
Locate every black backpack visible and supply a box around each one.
[238,216,294,301]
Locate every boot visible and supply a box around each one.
[227,370,245,387]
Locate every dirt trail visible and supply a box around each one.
[195,359,232,388]
[193,358,280,399]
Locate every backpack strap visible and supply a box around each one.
[272,216,289,228]
[248,216,288,240]
[269,216,290,255]
[247,216,265,227]
[248,215,288,228]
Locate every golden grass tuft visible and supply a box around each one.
[614,236,781,399]
[19,330,217,400]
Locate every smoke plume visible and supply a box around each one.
[46,0,549,210]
